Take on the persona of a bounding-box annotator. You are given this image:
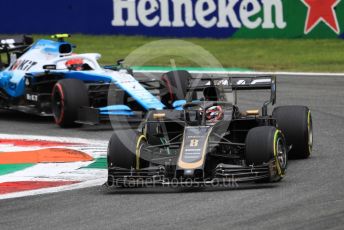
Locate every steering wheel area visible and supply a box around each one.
[183,102,224,125]
[205,105,224,123]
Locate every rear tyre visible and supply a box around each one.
[160,70,191,108]
[51,79,89,128]
[245,126,287,182]
[273,106,312,159]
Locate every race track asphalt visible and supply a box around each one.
[0,75,343,230]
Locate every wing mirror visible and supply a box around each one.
[43,64,56,70]
[172,100,186,110]
[116,59,124,66]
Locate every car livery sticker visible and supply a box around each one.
[178,126,212,169]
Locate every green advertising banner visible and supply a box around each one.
[234,0,344,38]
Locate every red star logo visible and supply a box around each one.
[301,0,341,34]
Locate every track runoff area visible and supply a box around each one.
[0,68,343,200]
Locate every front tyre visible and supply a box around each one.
[273,106,313,159]
[107,130,149,186]
[245,126,287,182]
[51,79,89,128]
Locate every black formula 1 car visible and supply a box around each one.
[107,73,313,187]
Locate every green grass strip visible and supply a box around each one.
[24,35,344,72]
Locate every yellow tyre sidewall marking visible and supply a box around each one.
[136,135,146,170]
[273,130,284,177]
[307,110,312,155]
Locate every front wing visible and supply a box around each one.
[106,161,279,187]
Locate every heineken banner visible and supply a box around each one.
[2,0,344,38]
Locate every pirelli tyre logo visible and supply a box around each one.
[112,0,287,30]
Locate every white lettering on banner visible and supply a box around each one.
[138,0,160,27]
[112,0,287,29]
[262,0,286,29]
[159,0,171,26]
[195,0,217,28]
[217,0,241,28]
[240,0,262,29]
[171,0,196,27]
[112,0,139,26]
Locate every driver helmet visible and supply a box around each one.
[65,58,84,71]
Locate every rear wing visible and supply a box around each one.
[231,75,276,105]
[0,35,33,53]
[188,75,277,116]
[0,35,33,68]
[231,76,275,90]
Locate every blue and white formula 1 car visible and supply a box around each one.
[0,34,187,127]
